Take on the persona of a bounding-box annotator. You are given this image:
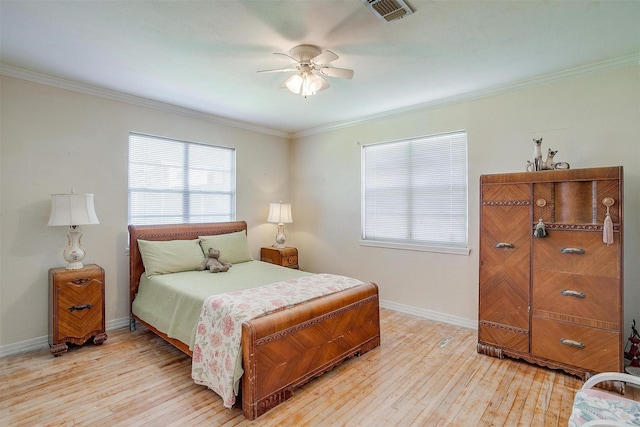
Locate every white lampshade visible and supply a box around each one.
[48,193,99,226]
[267,202,293,224]
[48,192,99,269]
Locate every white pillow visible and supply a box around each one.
[137,238,204,278]
[199,231,253,264]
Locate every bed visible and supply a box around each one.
[128,221,380,420]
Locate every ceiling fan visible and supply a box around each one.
[257,44,354,98]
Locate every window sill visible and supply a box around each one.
[359,240,470,256]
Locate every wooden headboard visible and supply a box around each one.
[128,221,248,313]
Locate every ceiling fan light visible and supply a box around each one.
[285,74,303,94]
[306,74,325,93]
[300,74,321,98]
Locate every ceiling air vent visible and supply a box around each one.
[360,0,414,23]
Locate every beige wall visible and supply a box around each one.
[0,76,291,350]
[1,65,638,352]
[291,66,640,330]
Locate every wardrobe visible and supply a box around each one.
[478,166,623,378]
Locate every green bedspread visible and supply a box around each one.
[132,260,313,350]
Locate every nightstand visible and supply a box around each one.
[49,264,107,356]
[261,247,299,269]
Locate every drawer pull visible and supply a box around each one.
[560,338,585,349]
[561,247,585,255]
[561,290,585,298]
[69,304,92,312]
[495,242,515,249]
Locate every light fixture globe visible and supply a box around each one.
[285,74,304,94]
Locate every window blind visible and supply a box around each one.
[362,131,468,249]
[128,133,236,225]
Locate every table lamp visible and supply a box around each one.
[267,202,292,248]
[48,191,99,269]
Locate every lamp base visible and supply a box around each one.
[63,227,86,270]
[275,223,286,249]
[65,261,85,270]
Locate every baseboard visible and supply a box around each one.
[2,303,477,357]
[0,317,131,358]
[380,299,478,330]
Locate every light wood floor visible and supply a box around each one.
[2,309,634,426]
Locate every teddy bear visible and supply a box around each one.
[199,247,232,273]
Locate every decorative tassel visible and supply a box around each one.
[533,199,547,238]
[534,218,547,238]
[602,197,615,246]
[603,212,613,245]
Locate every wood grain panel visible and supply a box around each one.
[596,180,622,224]
[531,317,621,373]
[56,279,103,339]
[532,271,620,324]
[479,183,531,338]
[533,231,620,277]
[242,283,380,419]
[478,321,529,352]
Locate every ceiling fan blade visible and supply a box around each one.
[319,67,354,80]
[312,50,339,64]
[257,67,298,74]
[273,52,298,62]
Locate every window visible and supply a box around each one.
[361,131,468,254]
[128,133,236,225]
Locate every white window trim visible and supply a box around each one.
[360,130,469,255]
[359,239,470,255]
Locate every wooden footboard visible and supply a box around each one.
[241,282,380,420]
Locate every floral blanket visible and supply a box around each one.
[191,273,364,408]
[569,387,640,426]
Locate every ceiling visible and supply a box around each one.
[1,1,639,136]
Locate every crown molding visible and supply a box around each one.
[0,63,290,139]
[293,53,640,138]
[3,53,637,140]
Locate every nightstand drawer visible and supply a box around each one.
[49,264,107,355]
[56,278,103,338]
[261,247,299,269]
[281,254,298,268]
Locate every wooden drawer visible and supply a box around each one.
[280,253,298,268]
[56,278,104,338]
[533,231,619,277]
[261,247,299,269]
[531,317,621,373]
[50,264,106,355]
[532,271,620,323]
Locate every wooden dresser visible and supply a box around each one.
[478,167,623,378]
[49,264,107,356]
